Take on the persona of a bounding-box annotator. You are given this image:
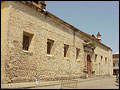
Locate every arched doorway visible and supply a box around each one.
[87,55,91,76]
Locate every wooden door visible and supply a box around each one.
[87,55,91,76]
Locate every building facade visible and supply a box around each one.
[113,54,119,75]
[1,1,113,84]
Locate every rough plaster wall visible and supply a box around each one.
[93,43,112,76]
[3,1,113,83]
[108,50,113,75]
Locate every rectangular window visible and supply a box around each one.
[23,36,29,50]
[95,54,97,62]
[22,31,33,51]
[113,63,115,67]
[64,44,69,58]
[76,48,80,59]
[105,57,107,64]
[101,56,103,60]
[47,39,54,55]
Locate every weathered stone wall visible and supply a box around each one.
[1,1,13,84]
[93,44,109,76]
[2,1,113,83]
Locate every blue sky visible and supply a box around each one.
[46,1,119,54]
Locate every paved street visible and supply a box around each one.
[77,76,119,89]
[29,76,119,89]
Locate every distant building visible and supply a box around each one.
[1,1,113,84]
[113,54,119,75]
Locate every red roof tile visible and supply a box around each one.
[113,54,119,58]
[97,32,101,36]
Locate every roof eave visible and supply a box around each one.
[20,1,112,51]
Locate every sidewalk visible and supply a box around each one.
[1,75,113,89]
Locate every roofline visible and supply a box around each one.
[46,11,112,51]
[113,54,119,55]
[20,1,112,51]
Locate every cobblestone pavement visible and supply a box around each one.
[29,76,119,89]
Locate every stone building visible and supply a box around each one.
[113,53,119,75]
[1,1,113,84]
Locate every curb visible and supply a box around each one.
[1,76,113,89]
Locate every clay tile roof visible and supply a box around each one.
[97,32,101,36]
[113,54,119,58]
